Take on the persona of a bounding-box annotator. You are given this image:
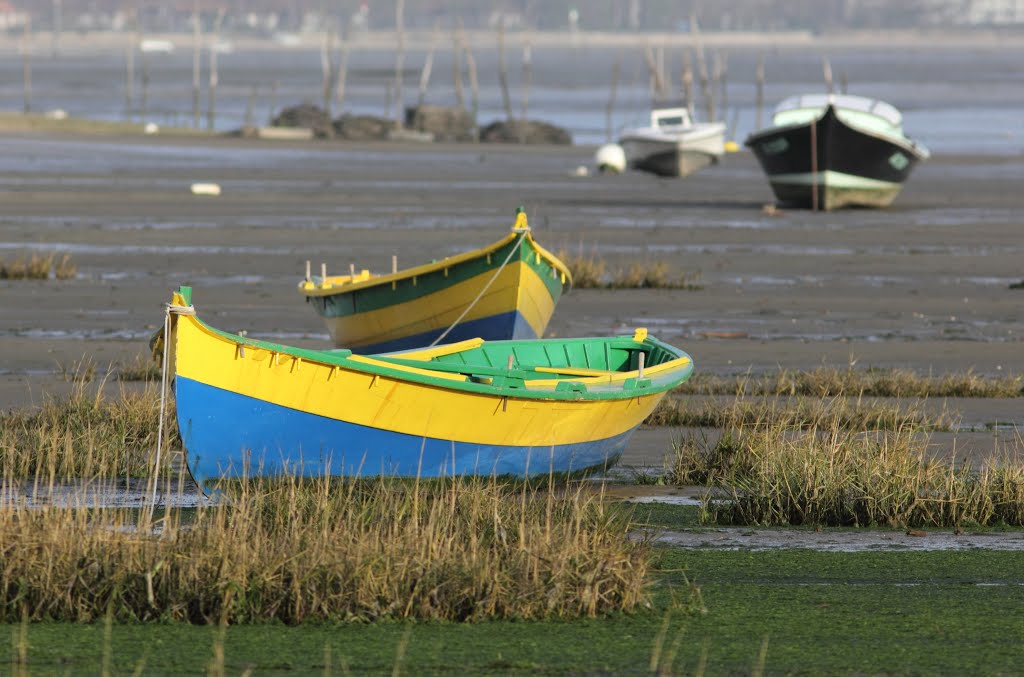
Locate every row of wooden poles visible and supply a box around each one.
[16,1,848,143]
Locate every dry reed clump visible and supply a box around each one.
[676,367,1023,398]
[666,408,1024,528]
[117,353,163,382]
[0,475,652,623]
[558,250,702,290]
[0,253,76,280]
[0,376,173,478]
[647,395,951,432]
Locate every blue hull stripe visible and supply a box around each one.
[175,377,631,487]
[353,310,537,354]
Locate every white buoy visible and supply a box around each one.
[144,122,160,135]
[595,144,626,174]
[190,183,222,196]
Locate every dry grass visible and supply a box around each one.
[666,406,1024,528]
[676,367,1023,398]
[647,395,952,432]
[117,353,163,382]
[0,375,172,478]
[0,474,652,623]
[558,250,702,290]
[0,253,76,280]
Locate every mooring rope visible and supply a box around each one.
[149,302,196,515]
[428,230,527,347]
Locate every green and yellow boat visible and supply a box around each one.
[164,286,694,488]
[298,208,572,353]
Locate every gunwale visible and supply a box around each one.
[172,287,693,402]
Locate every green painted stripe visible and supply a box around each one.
[315,236,560,319]
[175,288,691,401]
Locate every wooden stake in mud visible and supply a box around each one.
[606,51,621,143]
[642,45,665,104]
[139,11,149,120]
[335,33,351,112]
[716,51,728,116]
[124,18,134,116]
[207,8,225,131]
[392,255,398,274]
[269,79,279,123]
[497,18,514,123]
[823,57,834,94]
[810,115,819,212]
[320,28,334,116]
[681,51,694,117]
[416,22,439,110]
[451,19,466,110]
[465,43,479,135]
[21,17,32,114]
[755,55,765,131]
[697,50,713,122]
[51,0,62,57]
[245,86,256,127]
[191,0,201,128]
[393,0,406,128]
[520,39,532,131]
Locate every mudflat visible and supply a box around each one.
[0,132,1020,462]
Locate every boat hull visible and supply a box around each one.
[620,126,725,178]
[168,292,694,488]
[746,105,927,210]
[304,231,568,352]
[176,377,632,484]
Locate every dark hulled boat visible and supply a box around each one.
[745,94,929,210]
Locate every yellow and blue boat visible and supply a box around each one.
[165,286,694,488]
[298,208,572,353]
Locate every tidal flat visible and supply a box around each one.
[2,120,1024,674]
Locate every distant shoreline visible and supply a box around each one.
[1,28,1024,55]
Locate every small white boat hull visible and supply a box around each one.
[620,120,726,178]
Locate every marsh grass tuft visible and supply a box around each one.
[647,395,952,432]
[0,474,652,624]
[667,405,1024,528]
[676,367,1023,398]
[0,375,174,478]
[116,353,163,382]
[558,250,702,290]
[0,253,76,280]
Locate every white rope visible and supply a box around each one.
[148,302,192,515]
[429,231,527,347]
[148,306,172,516]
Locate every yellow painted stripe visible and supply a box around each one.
[174,314,662,446]
[392,338,485,360]
[346,354,468,382]
[323,261,556,348]
[300,230,572,298]
[516,263,558,338]
[524,356,692,388]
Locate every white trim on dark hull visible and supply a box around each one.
[769,170,904,210]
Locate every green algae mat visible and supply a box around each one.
[3,548,1023,675]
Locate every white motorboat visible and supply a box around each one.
[619,108,727,178]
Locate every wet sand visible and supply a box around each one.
[0,132,1021,464]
